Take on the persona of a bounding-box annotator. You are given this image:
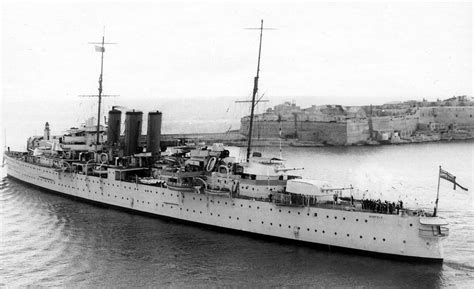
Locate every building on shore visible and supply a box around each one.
[240,96,474,145]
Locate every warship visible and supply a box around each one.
[4,22,451,262]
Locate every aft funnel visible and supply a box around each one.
[147,111,162,155]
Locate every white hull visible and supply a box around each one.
[6,155,445,261]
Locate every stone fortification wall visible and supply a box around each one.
[346,120,370,144]
[241,120,296,139]
[371,115,418,138]
[241,119,350,145]
[297,122,347,145]
[240,103,474,146]
[418,106,474,131]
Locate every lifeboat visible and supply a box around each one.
[204,187,231,197]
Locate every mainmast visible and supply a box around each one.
[246,19,264,162]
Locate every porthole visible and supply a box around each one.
[373,237,376,240]
[257,207,260,209]
[410,224,413,227]
[356,219,359,222]
[403,240,406,244]
[360,236,363,239]
[237,217,239,220]
[193,197,195,200]
[270,223,273,226]
[322,230,325,234]
[326,215,329,218]
[314,213,318,217]
[225,202,227,205]
[315,229,318,232]
[249,219,252,222]
[241,204,243,207]
[279,224,281,227]
[347,234,350,237]
[343,217,346,220]
[307,213,309,216]
[334,232,337,235]
[261,221,264,224]
[288,211,291,214]
[218,214,220,217]
[279,210,281,213]
[334,216,337,219]
[307,228,309,231]
[186,209,189,212]
[229,216,231,219]
[365,220,368,223]
[249,205,252,208]
[193,210,195,213]
[383,238,386,242]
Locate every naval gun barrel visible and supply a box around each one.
[275,167,304,172]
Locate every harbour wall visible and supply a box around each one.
[417,106,474,131]
[239,106,474,145]
[137,105,474,148]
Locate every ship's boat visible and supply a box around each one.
[204,187,232,197]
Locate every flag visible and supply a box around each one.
[440,167,468,191]
[95,45,105,52]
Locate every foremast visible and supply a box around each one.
[95,35,105,151]
[84,30,117,151]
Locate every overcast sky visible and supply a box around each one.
[1,0,472,149]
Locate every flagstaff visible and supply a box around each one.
[434,166,441,217]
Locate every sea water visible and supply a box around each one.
[1,141,473,287]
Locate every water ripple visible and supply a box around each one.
[1,142,473,287]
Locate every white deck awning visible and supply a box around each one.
[419,217,448,226]
[286,179,333,196]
